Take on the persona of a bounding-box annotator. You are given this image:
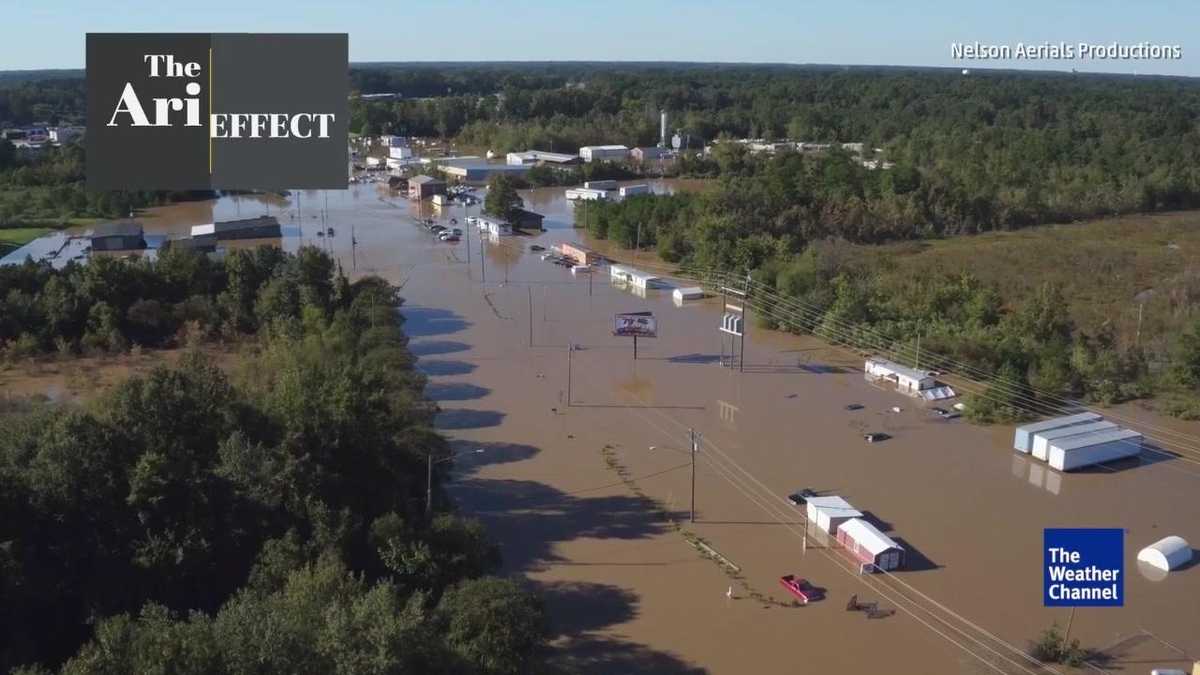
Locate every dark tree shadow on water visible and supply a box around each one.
[453,475,708,674]
[402,306,471,337]
[534,581,709,674]
[417,360,477,376]
[425,382,490,401]
[409,340,471,356]
[435,408,505,429]
[452,441,541,476]
[456,477,684,574]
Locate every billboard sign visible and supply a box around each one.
[614,312,657,338]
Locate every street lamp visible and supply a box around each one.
[427,448,485,514]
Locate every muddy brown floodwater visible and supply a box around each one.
[22,180,1199,674]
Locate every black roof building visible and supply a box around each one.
[90,221,146,251]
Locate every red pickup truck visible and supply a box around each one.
[779,575,824,604]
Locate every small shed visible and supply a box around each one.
[864,357,936,394]
[1013,412,1103,453]
[610,264,659,289]
[1137,536,1192,573]
[1031,421,1118,461]
[673,287,704,302]
[805,496,863,535]
[836,517,904,572]
[618,184,650,197]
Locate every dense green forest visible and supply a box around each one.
[350,65,1200,236]
[0,247,547,674]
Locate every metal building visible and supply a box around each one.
[1046,428,1143,471]
[805,496,862,535]
[836,517,905,572]
[1031,421,1118,461]
[1012,412,1103,454]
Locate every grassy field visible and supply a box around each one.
[0,227,51,256]
[865,210,1200,358]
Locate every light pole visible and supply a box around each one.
[427,448,485,515]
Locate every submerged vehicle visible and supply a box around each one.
[779,575,823,604]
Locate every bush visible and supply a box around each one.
[1029,622,1088,666]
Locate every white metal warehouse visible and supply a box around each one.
[1047,428,1143,471]
[1013,412,1103,453]
[609,265,659,289]
[864,357,936,395]
[1031,421,1118,461]
[805,496,863,535]
[1136,536,1192,573]
[836,517,905,572]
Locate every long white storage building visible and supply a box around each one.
[805,496,863,535]
[864,357,936,395]
[1031,421,1118,461]
[1047,428,1143,471]
[609,264,659,289]
[836,517,904,572]
[1013,412,1103,454]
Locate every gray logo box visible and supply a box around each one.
[87,33,348,191]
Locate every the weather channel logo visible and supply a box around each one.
[86,33,348,191]
[1044,528,1124,607]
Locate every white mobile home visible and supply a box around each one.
[836,517,904,572]
[619,184,650,197]
[609,264,659,289]
[864,357,936,395]
[805,496,863,535]
[1047,428,1143,471]
[1031,421,1118,461]
[1012,412,1103,453]
[565,188,609,201]
[672,287,704,303]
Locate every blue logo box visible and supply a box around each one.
[1044,528,1123,607]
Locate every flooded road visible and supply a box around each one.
[10,180,1200,673]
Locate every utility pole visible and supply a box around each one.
[426,453,434,515]
[480,232,486,284]
[915,327,921,370]
[689,428,701,523]
[1063,607,1077,648]
[528,285,533,346]
[636,221,642,257]
[1136,303,1144,349]
[588,269,593,297]
[567,343,573,406]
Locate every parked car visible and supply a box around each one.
[844,403,864,411]
[863,433,890,443]
[786,489,818,506]
[441,234,460,242]
[530,244,546,252]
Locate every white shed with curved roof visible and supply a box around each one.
[1137,536,1192,573]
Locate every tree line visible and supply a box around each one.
[0,247,548,674]
[350,65,1200,236]
[585,188,1200,422]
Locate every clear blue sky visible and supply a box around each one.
[3,0,1197,76]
